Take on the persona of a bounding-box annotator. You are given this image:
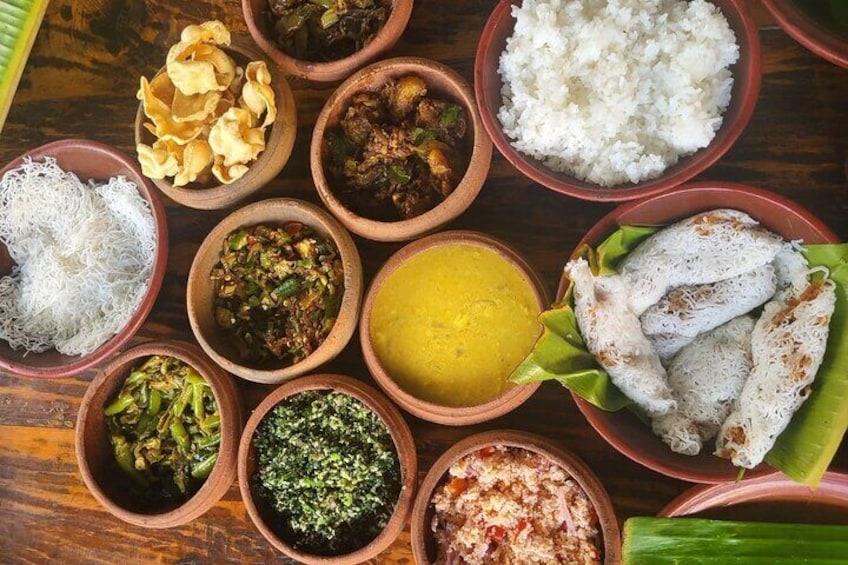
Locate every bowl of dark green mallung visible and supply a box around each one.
[237,374,417,564]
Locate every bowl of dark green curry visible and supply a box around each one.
[242,0,414,82]
[237,373,417,564]
[75,340,243,528]
[187,198,363,384]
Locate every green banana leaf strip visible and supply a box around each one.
[511,225,848,487]
[622,516,848,565]
[766,243,848,487]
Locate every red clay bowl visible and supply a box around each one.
[761,0,848,68]
[0,139,169,379]
[311,57,493,242]
[558,182,840,483]
[187,198,363,385]
[474,0,762,202]
[411,430,621,565]
[237,373,418,564]
[360,230,546,425]
[75,340,243,528]
[134,42,298,210]
[243,0,414,82]
[660,471,848,523]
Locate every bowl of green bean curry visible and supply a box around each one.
[75,340,243,528]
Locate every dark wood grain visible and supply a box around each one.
[1,1,847,563]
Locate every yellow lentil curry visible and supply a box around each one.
[369,243,541,407]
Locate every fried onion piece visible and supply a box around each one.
[240,61,276,128]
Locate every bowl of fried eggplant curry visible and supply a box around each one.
[311,57,493,242]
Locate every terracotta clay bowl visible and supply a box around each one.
[243,0,414,82]
[0,139,168,379]
[311,57,493,242]
[661,471,848,523]
[411,430,621,565]
[238,373,417,564]
[75,340,243,528]
[134,42,297,210]
[761,0,848,68]
[474,0,762,202]
[560,182,840,483]
[360,230,546,425]
[187,198,363,384]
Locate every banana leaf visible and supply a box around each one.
[511,226,848,487]
[622,517,848,565]
[0,0,50,134]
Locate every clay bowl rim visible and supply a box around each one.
[186,197,363,385]
[311,56,494,242]
[410,429,622,565]
[360,230,547,425]
[0,138,169,379]
[760,0,848,68]
[558,181,840,484]
[242,0,414,82]
[473,0,763,202]
[133,41,298,211]
[75,339,243,529]
[659,470,848,517]
[237,373,418,564]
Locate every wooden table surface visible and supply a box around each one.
[1,1,847,563]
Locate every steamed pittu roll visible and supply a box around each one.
[651,316,754,456]
[642,265,776,361]
[715,274,836,468]
[619,209,783,316]
[566,258,675,417]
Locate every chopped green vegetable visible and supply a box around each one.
[440,104,461,126]
[211,223,345,365]
[253,391,401,556]
[622,517,848,564]
[388,164,412,185]
[105,355,220,503]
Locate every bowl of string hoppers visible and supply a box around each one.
[0,139,169,379]
[475,0,762,201]
[511,183,848,484]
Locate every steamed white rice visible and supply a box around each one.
[497,0,739,187]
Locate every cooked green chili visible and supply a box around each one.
[104,355,220,502]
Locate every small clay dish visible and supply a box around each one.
[75,340,243,528]
[474,0,762,202]
[311,57,493,242]
[411,430,621,564]
[0,139,168,379]
[133,42,297,210]
[562,182,840,483]
[242,0,414,82]
[360,230,546,425]
[661,471,848,523]
[238,373,417,564]
[761,0,848,68]
[187,198,363,384]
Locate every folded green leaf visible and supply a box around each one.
[766,244,848,487]
[0,0,50,134]
[623,516,848,565]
